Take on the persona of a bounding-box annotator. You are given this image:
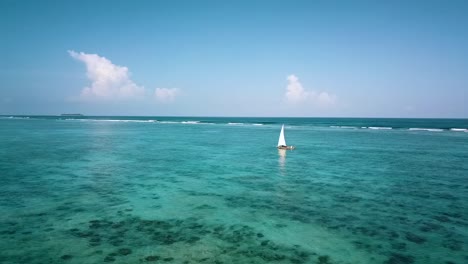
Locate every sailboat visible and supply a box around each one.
[277,124,295,150]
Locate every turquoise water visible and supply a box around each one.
[0,116,467,264]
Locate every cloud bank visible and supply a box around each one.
[285,74,336,107]
[154,88,180,103]
[69,51,180,103]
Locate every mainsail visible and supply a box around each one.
[277,124,286,147]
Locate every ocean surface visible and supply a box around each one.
[0,116,467,264]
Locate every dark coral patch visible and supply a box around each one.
[318,255,330,264]
[104,255,115,262]
[144,255,160,261]
[391,242,407,250]
[442,239,463,251]
[405,232,426,244]
[67,216,314,264]
[60,254,73,260]
[385,253,414,264]
[433,215,451,223]
[117,248,132,255]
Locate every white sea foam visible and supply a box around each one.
[1,116,30,119]
[252,123,263,126]
[330,126,358,129]
[65,119,156,123]
[228,122,243,125]
[181,121,200,124]
[450,128,467,132]
[158,120,215,125]
[100,119,156,123]
[409,128,444,132]
[368,127,392,130]
[158,121,178,124]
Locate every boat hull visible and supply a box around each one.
[277,146,295,150]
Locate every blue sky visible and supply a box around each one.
[1,0,467,117]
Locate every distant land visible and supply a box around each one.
[60,114,84,116]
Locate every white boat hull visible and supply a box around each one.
[278,145,295,150]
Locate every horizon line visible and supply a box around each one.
[1,114,467,120]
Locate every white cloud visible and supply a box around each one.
[286,75,308,103]
[68,50,145,100]
[316,91,336,107]
[154,88,180,103]
[285,74,336,107]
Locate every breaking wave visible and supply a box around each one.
[368,127,393,130]
[409,128,444,132]
[64,119,156,123]
[181,121,200,124]
[0,116,30,120]
[450,128,467,132]
[330,126,358,129]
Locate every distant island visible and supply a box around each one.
[60,114,84,116]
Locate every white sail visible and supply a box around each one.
[277,124,286,146]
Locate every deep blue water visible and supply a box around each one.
[0,116,467,264]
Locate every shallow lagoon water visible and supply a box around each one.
[0,117,467,264]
